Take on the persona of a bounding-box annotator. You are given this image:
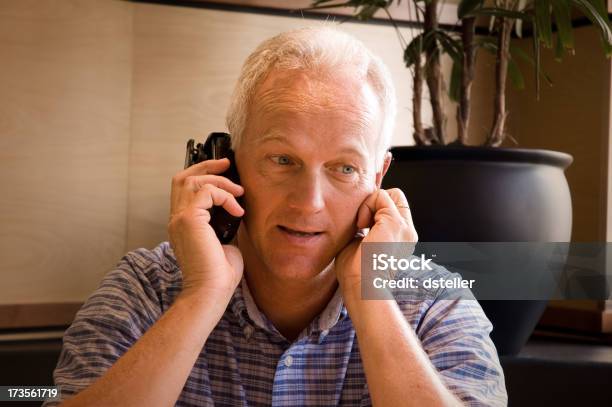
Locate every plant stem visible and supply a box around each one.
[411,0,427,145]
[487,15,513,146]
[424,0,446,144]
[413,60,427,145]
[457,16,476,145]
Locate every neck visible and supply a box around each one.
[236,226,338,342]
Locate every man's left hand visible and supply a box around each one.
[335,188,418,293]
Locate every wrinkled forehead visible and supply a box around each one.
[251,68,371,111]
[245,68,383,147]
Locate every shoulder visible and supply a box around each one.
[393,260,489,335]
[93,241,183,313]
[119,241,180,279]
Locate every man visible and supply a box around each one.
[45,26,507,406]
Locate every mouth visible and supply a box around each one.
[277,225,324,237]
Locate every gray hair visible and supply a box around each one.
[225,25,397,171]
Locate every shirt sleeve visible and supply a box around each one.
[41,251,163,406]
[414,297,508,406]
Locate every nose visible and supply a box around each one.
[286,168,326,215]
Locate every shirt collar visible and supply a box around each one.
[228,275,348,343]
[166,240,349,342]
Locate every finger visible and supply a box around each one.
[185,174,244,196]
[356,189,418,243]
[358,189,406,227]
[373,188,403,221]
[172,158,231,212]
[356,190,383,229]
[383,188,418,241]
[172,171,243,214]
[174,158,231,185]
[190,184,245,217]
[386,188,414,226]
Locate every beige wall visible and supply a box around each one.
[0,0,133,304]
[0,0,421,305]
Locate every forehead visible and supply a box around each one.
[245,68,382,149]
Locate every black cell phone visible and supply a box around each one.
[184,132,243,244]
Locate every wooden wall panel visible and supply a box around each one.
[0,0,133,305]
[503,27,612,332]
[505,27,610,242]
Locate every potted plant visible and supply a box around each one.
[304,0,612,355]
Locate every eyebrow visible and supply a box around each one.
[256,132,288,146]
[256,132,368,160]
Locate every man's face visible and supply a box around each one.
[235,68,385,281]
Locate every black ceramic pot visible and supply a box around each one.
[381,146,573,356]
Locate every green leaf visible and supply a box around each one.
[311,0,340,5]
[449,59,462,102]
[484,33,552,97]
[571,0,612,56]
[404,33,427,68]
[551,0,574,50]
[585,0,609,17]
[533,22,542,99]
[515,19,523,38]
[404,35,422,68]
[554,31,565,61]
[535,0,553,48]
[508,57,525,90]
[308,1,353,10]
[515,0,528,37]
[357,4,380,20]
[306,0,392,20]
[572,0,611,43]
[475,36,498,54]
[488,15,496,33]
[436,30,463,63]
[467,7,532,20]
[457,0,483,19]
[509,43,554,86]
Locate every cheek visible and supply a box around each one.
[332,180,378,230]
[240,174,284,229]
[242,185,269,220]
[330,193,366,230]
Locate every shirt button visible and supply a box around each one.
[284,355,293,367]
[243,326,254,339]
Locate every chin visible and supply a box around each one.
[266,251,333,281]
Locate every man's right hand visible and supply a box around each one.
[168,158,245,300]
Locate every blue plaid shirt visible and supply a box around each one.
[44,242,507,406]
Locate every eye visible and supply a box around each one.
[270,155,293,165]
[340,165,356,174]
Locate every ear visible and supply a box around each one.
[375,151,393,189]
